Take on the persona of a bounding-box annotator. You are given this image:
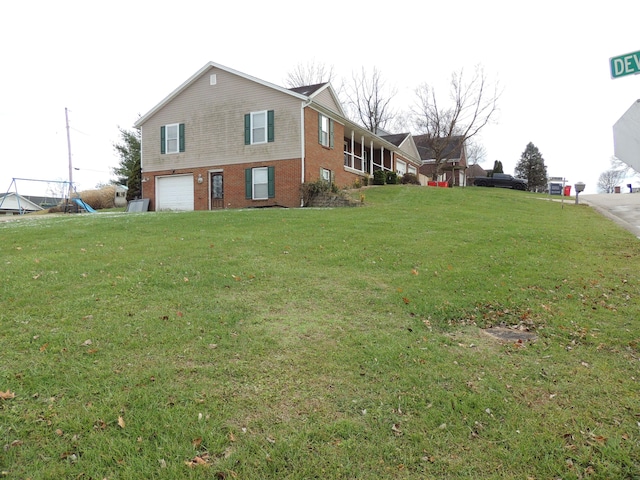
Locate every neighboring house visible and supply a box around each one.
[378,133,421,178]
[134,61,422,211]
[414,135,468,186]
[0,193,44,215]
[466,164,487,186]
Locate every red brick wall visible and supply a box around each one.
[142,158,302,211]
[304,108,360,188]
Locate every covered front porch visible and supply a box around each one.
[341,124,419,178]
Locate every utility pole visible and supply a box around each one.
[65,107,73,198]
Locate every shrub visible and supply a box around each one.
[373,170,386,185]
[362,175,369,187]
[78,186,116,210]
[385,172,398,185]
[400,173,420,185]
[300,179,338,206]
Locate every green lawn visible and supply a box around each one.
[1,186,639,479]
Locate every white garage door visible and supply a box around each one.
[156,175,194,211]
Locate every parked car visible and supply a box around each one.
[473,173,527,190]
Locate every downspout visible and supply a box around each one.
[300,99,312,206]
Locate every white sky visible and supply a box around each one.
[2,0,639,195]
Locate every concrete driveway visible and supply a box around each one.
[580,193,640,239]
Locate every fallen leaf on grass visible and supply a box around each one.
[55,429,63,436]
[118,416,125,429]
[185,453,211,467]
[39,343,48,352]
[411,268,419,276]
[391,424,403,436]
[192,437,202,447]
[82,339,92,346]
[0,390,16,400]
[402,297,410,304]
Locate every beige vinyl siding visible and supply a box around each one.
[395,137,422,167]
[312,88,341,113]
[141,67,302,172]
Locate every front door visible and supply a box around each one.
[210,173,224,209]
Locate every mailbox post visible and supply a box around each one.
[574,182,586,205]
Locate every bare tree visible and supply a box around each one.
[345,67,397,133]
[465,139,487,166]
[284,60,336,88]
[413,65,501,177]
[598,169,626,193]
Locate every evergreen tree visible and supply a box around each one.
[113,127,141,201]
[515,142,547,192]
[493,160,504,173]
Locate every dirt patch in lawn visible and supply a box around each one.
[482,327,537,343]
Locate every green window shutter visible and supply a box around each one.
[267,110,274,143]
[244,114,251,145]
[245,168,252,199]
[329,119,334,149]
[179,123,185,152]
[267,166,275,198]
[160,126,166,154]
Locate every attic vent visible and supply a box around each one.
[210,74,217,86]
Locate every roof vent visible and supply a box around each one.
[210,74,217,86]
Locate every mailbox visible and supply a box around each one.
[574,182,586,204]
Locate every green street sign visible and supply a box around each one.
[610,50,640,79]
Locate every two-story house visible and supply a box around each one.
[134,61,421,211]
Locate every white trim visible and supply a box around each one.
[252,166,269,200]
[165,123,179,154]
[250,110,267,145]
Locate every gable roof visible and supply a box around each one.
[288,83,328,96]
[0,192,44,212]
[413,134,465,161]
[135,62,348,128]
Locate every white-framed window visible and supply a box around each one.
[320,116,329,146]
[253,167,268,199]
[245,110,274,145]
[252,111,266,144]
[321,168,331,182]
[318,113,334,148]
[396,159,407,176]
[245,166,275,200]
[161,123,184,154]
[408,165,417,175]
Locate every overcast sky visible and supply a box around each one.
[2,0,639,195]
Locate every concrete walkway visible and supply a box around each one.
[580,193,640,239]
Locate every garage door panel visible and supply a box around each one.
[156,175,194,211]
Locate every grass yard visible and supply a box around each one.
[1,186,639,479]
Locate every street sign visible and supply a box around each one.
[610,50,640,79]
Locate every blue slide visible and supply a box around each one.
[72,198,97,213]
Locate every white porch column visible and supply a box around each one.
[370,141,374,174]
[350,131,355,168]
[380,146,385,170]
